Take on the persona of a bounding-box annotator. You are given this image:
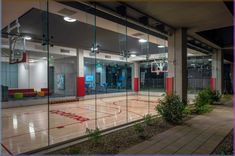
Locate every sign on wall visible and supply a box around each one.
[56,74,65,90]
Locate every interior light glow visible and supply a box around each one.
[24,36,32,40]
[130,54,136,57]
[138,39,147,43]
[63,16,76,22]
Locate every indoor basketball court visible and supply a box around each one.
[1,94,162,155]
[1,1,221,155]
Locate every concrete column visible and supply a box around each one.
[167,28,187,102]
[211,49,223,93]
[76,49,85,97]
[133,62,139,92]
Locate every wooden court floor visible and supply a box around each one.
[1,95,161,155]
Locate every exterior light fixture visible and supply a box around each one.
[24,36,32,40]
[63,17,76,22]
[158,45,165,48]
[138,39,147,43]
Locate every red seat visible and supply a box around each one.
[8,89,37,97]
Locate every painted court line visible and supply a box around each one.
[1,143,13,156]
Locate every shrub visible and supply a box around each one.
[133,123,145,139]
[182,106,192,116]
[194,88,220,114]
[69,147,80,154]
[86,128,101,144]
[143,114,153,126]
[156,94,186,124]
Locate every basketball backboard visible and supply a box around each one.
[9,35,26,64]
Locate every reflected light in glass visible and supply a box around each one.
[13,114,18,130]
[29,122,36,140]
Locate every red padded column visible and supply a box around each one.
[134,77,139,92]
[77,77,85,96]
[210,77,216,91]
[166,77,173,95]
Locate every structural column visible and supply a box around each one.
[211,49,223,93]
[77,49,85,97]
[133,62,139,92]
[167,28,187,102]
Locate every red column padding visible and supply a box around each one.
[210,77,216,91]
[134,77,139,92]
[77,77,85,97]
[166,77,173,95]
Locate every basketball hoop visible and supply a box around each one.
[8,19,27,64]
[9,36,26,64]
[151,56,168,75]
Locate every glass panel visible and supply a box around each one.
[1,0,49,154]
[149,36,168,115]
[48,2,96,144]
[95,15,128,129]
[187,53,212,93]
[127,27,149,121]
[187,49,212,101]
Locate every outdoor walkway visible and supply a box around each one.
[120,104,233,154]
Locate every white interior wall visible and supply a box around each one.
[18,60,47,91]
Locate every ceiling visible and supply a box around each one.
[2,0,233,61]
[91,0,233,62]
[2,8,167,57]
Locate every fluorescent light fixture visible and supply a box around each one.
[130,54,136,57]
[138,39,147,43]
[63,16,76,22]
[158,45,165,48]
[24,36,32,40]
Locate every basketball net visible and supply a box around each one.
[8,19,26,64]
[151,57,168,75]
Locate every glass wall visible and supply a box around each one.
[1,0,49,154]
[187,51,212,94]
[1,1,169,154]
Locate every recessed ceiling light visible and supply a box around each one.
[24,36,32,40]
[63,16,76,22]
[158,45,165,48]
[138,39,147,43]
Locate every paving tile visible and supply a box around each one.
[119,106,233,155]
